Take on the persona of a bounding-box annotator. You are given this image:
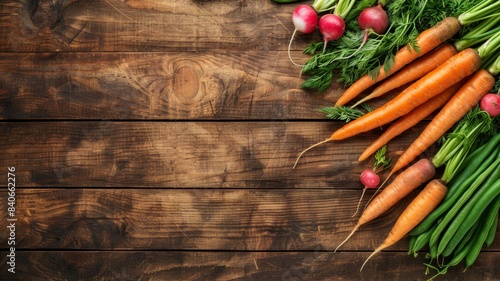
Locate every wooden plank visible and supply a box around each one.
[0,51,344,120]
[0,121,436,188]
[0,188,404,251]
[2,188,497,251]
[2,250,499,280]
[0,0,314,53]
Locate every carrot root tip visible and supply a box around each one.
[360,245,385,272]
[293,139,331,169]
[334,224,360,253]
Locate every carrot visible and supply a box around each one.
[293,48,481,168]
[388,69,495,179]
[350,43,458,108]
[357,82,463,162]
[360,179,447,271]
[333,48,481,140]
[334,158,435,252]
[335,17,461,107]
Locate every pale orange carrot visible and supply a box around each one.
[357,82,463,162]
[389,69,495,177]
[293,48,481,168]
[351,43,458,108]
[360,179,447,271]
[335,17,461,107]
[334,158,435,252]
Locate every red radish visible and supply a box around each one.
[479,93,500,117]
[346,3,389,59]
[292,5,318,34]
[360,169,381,188]
[318,14,345,53]
[358,4,389,37]
[288,5,318,66]
[353,146,391,217]
[317,3,389,61]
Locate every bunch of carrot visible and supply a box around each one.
[295,13,500,169]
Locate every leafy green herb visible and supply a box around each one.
[319,103,372,122]
[373,145,392,173]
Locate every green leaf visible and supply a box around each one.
[318,106,366,122]
[373,145,392,172]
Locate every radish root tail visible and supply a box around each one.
[288,29,305,67]
[334,223,360,253]
[365,171,393,207]
[352,188,367,217]
[293,139,331,169]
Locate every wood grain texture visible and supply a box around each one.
[1,0,498,279]
[0,121,436,188]
[1,250,500,281]
[0,188,419,251]
[0,52,344,120]
[1,188,498,252]
[0,0,313,52]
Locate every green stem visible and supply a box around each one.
[454,16,500,51]
[311,0,324,10]
[477,28,500,62]
[312,0,338,12]
[458,0,500,25]
[441,143,472,183]
[432,121,482,169]
[378,0,389,6]
[487,53,500,76]
[334,0,356,18]
[432,108,494,182]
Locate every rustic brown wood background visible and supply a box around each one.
[0,0,498,280]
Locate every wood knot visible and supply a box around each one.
[172,62,201,102]
[29,0,64,29]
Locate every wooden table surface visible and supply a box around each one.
[1,1,498,280]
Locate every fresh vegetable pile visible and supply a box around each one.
[273,0,500,278]
[408,134,500,280]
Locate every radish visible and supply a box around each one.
[318,14,346,53]
[479,93,500,117]
[317,0,389,56]
[339,3,390,61]
[288,4,318,66]
[358,3,389,44]
[353,146,391,217]
[360,169,381,188]
[292,4,318,34]
[315,0,359,54]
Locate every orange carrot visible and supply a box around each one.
[332,48,481,141]
[351,43,458,108]
[360,179,447,271]
[335,17,461,107]
[334,158,435,252]
[293,48,481,168]
[357,82,463,162]
[389,69,495,178]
